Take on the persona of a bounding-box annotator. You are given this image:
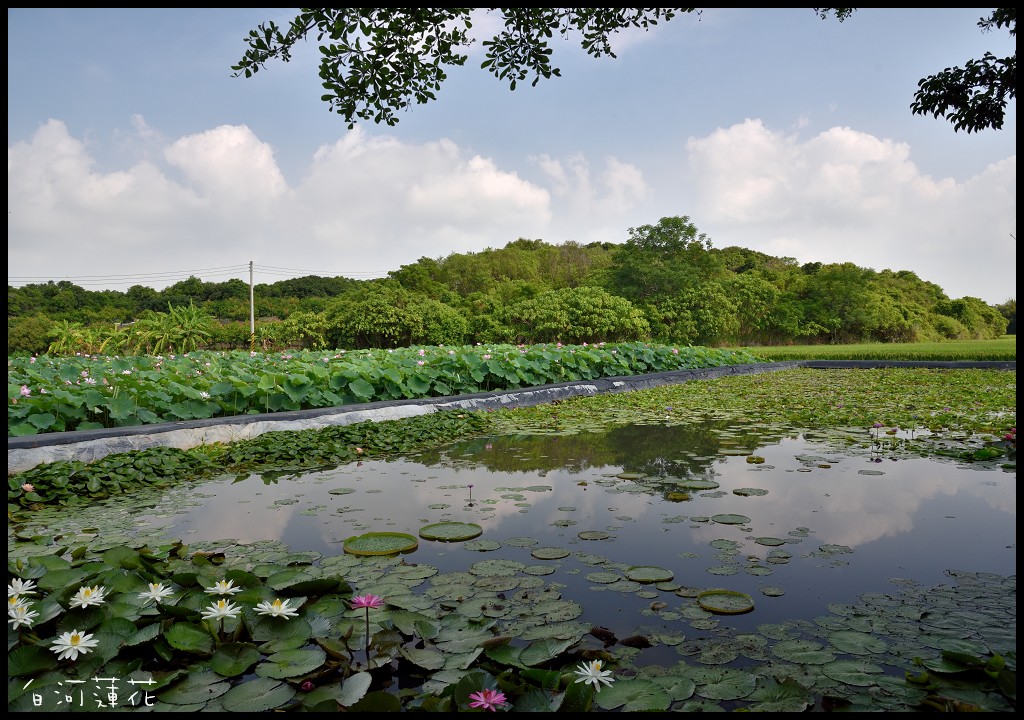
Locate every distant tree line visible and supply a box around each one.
[7,216,1015,356]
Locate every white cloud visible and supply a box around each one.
[164,125,288,203]
[685,119,1016,301]
[7,117,1015,303]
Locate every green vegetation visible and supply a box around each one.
[11,362,1015,511]
[8,360,1015,711]
[730,336,1017,361]
[8,220,1016,356]
[8,343,760,436]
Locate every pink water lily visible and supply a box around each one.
[468,687,508,712]
[352,594,383,610]
[352,594,384,666]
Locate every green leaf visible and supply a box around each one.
[7,644,59,676]
[156,670,231,705]
[595,678,671,711]
[220,677,296,712]
[348,378,376,400]
[164,622,215,654]
[255,646,327,679]
[405,376,431,395]
[210,642,261,677]
[338,671,373,706]
[26,413,57,430]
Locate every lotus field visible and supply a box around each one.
[8,343,761,436]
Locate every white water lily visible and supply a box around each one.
[69,585,107,609]
[138,582,175,604]
[8,578,38,597]
[8,604,39,629]
[201,598,241,621]
[573,659,615,691]
[8,595,30,613]
[51,629,99,661]
[204,579,242,596]
[254,598,299,619]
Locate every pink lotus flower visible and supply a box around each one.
[20,385,31,397]
[21,483,34,493]
[352,594,384,666]
[351,594,383,610]
[468,688,508,712]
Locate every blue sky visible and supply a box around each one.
[7,8,1016,304]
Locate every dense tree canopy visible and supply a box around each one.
[7,218,1015,354]
[235,8,1014,133]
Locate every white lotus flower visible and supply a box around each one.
[138,582,175,604]
[254,598,299,619]
[69,585,107,609]
[204,579,242,596]
[51,630,99,661]
[573,659,615,691]
[201,598,241,621]
[8,578,38,597]
[8,604,39,629]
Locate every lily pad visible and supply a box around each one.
[531,547,570,560]
[677,479,720,490]
[343,532,419,556]
[463,539,501,552]
[586,572,623,584]
[578,530,611,541]
[712,514,751,525]
[697,589,755,615]
[625,566,674,583]
[419,522,483,542]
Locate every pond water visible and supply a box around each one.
[133,423,1016,643]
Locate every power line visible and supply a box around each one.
[8,264,251,283]
[8,263,392,290]
[256,264,390,279]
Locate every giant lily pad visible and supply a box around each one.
[419,522,483,542]
[343,532,419,556]
[697,589,755,615]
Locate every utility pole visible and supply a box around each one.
[249,260,256,352]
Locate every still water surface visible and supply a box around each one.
[133,424,1015,639]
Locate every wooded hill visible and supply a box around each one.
[7,217,1015,355]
